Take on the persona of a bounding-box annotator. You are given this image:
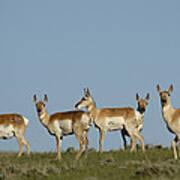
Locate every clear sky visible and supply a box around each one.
[0,0,180,153]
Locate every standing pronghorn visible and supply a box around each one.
[157,84,180,160]
[75,88,149,152]
[33,94,92,160]
[0,114,30,157]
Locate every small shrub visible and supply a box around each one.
[46,166,59,174]
[25,168,48,178]
[100,156,116,166]
[88,148,97,153]
[155,144,163,149]
[66,147,76,154]
[145,144,154,150]
[84,177,98,180]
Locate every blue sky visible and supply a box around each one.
[0,0,180,153]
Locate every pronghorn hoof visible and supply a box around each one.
[17,153,22,157]
[75,155,80,160]
[56,156,61,161]
[130,150,136,153]
[84,154,88,159]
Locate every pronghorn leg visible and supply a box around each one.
[84,130,89,159]
[23,126,30,155]
[75,131,85,160]
[17,137,24,157]
[121,129,127,150]
[56,135,62,160]
[22,135,30,155]
[172,136,178,160]
[177,137,180,158]
[99,129,106,153]
[136,131,145,152]
[130,135,137,152]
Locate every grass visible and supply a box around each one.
[1,147,180,180]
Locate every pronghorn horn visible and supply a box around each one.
[33,95,38,103]
[157,84,161,93]
[44,94,48,103]
[168,84,173,94]
[146,93,150,100]
[84,88,87,94]
[86,88,91,96]
[136,93,140,101]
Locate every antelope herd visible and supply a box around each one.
[0,85,180,160]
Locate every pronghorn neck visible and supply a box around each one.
[38,109,50,126]
[87,101,98,120]
[162,100,174,123]
[162,99,174,111]
[136,108,144,123]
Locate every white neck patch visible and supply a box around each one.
[40,112,46,120]
[135,111,144,121]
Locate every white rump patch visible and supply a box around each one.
[0,124,15,139]
[23,116,30,126]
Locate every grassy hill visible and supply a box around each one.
[1,147,180,180]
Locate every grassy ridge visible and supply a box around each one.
[0,148,180,180]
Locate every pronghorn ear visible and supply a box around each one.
[86,88,91,97]
[84,88,87,95]
[146,93,150,101]
[157,84,161,93]
[168,84,173,94]
[33,95,38,103]
[136,93,140,101]
[44,94,48,104]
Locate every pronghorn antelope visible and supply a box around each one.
[157,84,180,160]
[75,88,149,152]
[0,114,30,157]
[121,93,149,150]
[33,94,92,160]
